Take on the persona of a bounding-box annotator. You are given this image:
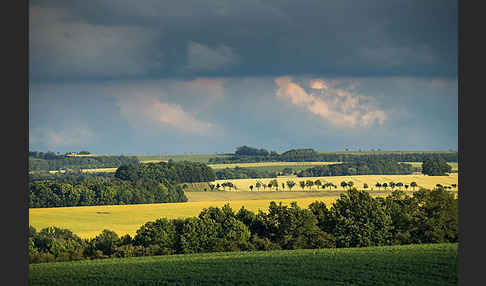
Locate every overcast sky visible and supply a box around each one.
[29,0,457,154]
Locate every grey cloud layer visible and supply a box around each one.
[29,76,457,153]
[29,0,456,81]
[28,0,457,153]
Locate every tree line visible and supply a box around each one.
[29,187,458,263]
[29,177,188,208]
[114,161,215,183]
[208,146,458,164]
[215,166,277,180]
[29,161,216,208]
[296,159,415,177]
[211,159,415,180]
[29,151,139,171]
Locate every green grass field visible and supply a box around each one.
[208,161,342,169]
[29,243,458,286]
[136,153,231,163]
[37,161,458,176]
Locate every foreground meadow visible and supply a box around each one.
[29,243,458,286]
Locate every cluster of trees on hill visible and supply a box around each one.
[29,187,458,263]
[114,161,215,183]
[29,177,187,208]
[235,146,277,157]
[29,161,216,208]
[297,159,415,177]
[208,146,458,164]
[215,167,277,180]
[29,151,139,171]
[421,157,453,176]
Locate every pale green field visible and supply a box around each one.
[80,168,118,173]
[215,173,459,191]
[208,161,342,170]
[44,168,118,174]
[41,161,458,174]
[137,154,231,163]
[403,162,458,172]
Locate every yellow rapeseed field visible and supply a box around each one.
[215,173,458,192]
[29,173,458,239]
[29,195,354,239]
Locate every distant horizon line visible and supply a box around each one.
[29,149,458,156]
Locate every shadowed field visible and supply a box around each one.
[29,243,458,286]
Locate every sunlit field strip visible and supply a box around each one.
[29,195,377,239]
[40,161,458,173]
[29,173,457,239]
[214,173,459,191]
[402,162,458,171]
[207,161,342,169]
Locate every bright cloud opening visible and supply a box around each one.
[275,76,386,128]
[115,93,214,135]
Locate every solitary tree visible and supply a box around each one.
[299,181,306,191]
[347,181,354,190]
[405,184,409,191]
[363,183,368,190]
[375,182,382,191]
[305,180,314,190]
[286,180,296,191]
[249,185,254,191]
[314,179,322,190]
[382,183,388,190]
[255,181,262,191]
[269,179,279,191]
[341,181,348,190]
[396,182,403,190]
[389,182,396,191]
[410,182,417,191]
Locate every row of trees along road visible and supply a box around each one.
[238,179,457,192]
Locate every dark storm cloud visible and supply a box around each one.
[29,0,457,81]
[29,1,457,153]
